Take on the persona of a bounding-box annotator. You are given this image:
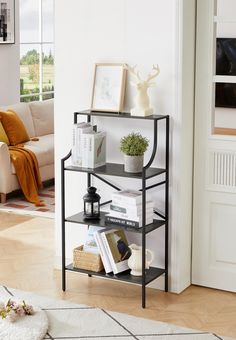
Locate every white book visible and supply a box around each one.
[72,123,93,166]
[110,202,154,217]
[108,209,153,221]
[83,226,101,254]
[81,132,96,168]
[76,124,93,165]
[94,229,113,273]
[101,229,131,275]
[71,123,80,165]
[106,212,153,226]
[111,190,151,206]
[82,131,106,168]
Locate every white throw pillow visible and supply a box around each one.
[30,99,54,136]
[0,103,36,138]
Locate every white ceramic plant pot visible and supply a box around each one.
[124,155,143,173]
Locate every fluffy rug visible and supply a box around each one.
[0,288,48,340]
[0,286,234,340]
[0,186,54,218]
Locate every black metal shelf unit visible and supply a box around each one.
[61,110,169,308]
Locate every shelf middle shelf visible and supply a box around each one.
[65,211,165,234]
[65,162,166,180]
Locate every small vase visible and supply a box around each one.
[128,244,154,276]
[124,155,143,173]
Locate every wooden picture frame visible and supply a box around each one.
[91,63,127,112]
[0,0,15,45]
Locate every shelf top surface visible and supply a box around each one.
[65,211,165,234]
[65,162,166,179]
[75,109,169,121]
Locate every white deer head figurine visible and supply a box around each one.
[125,64,160,117]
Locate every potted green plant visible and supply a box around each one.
[120,132,149,173]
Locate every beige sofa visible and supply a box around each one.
[0,99,54,203]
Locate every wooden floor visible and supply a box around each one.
[0,211,236,338]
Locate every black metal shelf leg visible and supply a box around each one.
[61,151,71,291]
[142,169,146,308]
[87,172,91,278]
[61,160,66,291]
[165,116,169,292]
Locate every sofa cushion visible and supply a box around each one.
[30,99,54,136]
[0,121,10,145]
[0,110,30,146]
[11,134,54,174]
[0,103,36,138]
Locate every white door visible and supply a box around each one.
[192,0,236,292]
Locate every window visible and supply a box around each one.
[20,0,54,102]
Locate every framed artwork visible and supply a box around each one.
[91,63,127,112]
[0,0,15,44]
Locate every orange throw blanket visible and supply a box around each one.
[9,146,45,206]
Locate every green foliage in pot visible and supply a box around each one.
[120,132,149,156]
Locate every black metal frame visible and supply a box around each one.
[61,110,169,308]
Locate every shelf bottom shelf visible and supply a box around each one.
[65,264,165,285]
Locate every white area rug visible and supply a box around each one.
[0,286,234,340]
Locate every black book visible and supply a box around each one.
[105,215,140,228]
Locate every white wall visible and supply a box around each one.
[54,0,196,293]
[0,0,20,106]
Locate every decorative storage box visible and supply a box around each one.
[73,245,104,272]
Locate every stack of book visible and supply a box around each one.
[85,226,131,274]
[81,130,106,168]
[72,122,93,166]
[105,190,154,228]
[72,122,106,168]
